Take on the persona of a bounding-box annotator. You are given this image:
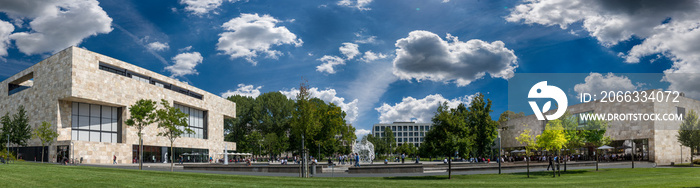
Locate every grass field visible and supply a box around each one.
[1,162,699,187]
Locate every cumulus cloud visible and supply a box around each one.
[281,87,359,123]
[0,20,13,59]
[147,42,169,52]
[216,13,302,65]
[355,129,371,139]
[1,0,113,55]
[393,30,518,86]
[166,52,203,77]
[316,55,345,74]
[574,73,639,98]
[375,94,476,123]
[506,0,700,99]
[360,50,387,63]
[337,0,373,11]
[339,42,360,59]
[221,83,263,98]
[180,0,240,15]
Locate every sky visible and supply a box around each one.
[1,0,700,139]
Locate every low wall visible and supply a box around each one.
[182,164,323,173]
[348,164,424,174]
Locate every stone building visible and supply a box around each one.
[501,91,697,165]
[0,47,236,164]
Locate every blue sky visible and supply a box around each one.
[1,0,699,138]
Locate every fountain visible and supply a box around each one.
[352,139,375,163]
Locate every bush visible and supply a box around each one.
[693,159,700,165]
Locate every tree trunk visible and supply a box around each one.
[526,155,530,178]
[139,136,143,170]
[448,156,452,179]
[41,145,45,163]
[557,151,561,177]
[170,141,174,172]
[564,153,567,172]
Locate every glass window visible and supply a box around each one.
[174,103,207,139]
[71,102,119,143]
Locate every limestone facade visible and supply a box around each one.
[501,91,697,165]
[0,46,236,164]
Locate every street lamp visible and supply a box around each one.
[70,142,74,165]
[498,129,502,174]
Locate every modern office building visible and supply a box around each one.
[372,122,432,147]
[501,90,698,165]
[0,47,236,164]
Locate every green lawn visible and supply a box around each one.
[1,162,699,187]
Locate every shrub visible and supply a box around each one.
[693,159,700,165]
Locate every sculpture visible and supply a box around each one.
[352,139,375,164]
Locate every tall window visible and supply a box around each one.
[174,104,207,139]
[71,102,120,143]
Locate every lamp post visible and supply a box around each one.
[498,130,502,174]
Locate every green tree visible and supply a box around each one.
[497,110,525,129]
[383,128,396,155]
[224,95,256,146]
[155,99,194,172]
[678,110,700,166]
[244,131,263,157]
[424,102,473,179]
[290,81,321,177]
[515,125,538,178]
[537,119,568,177]
[13,106,32,158]
[466,94,498,158]
[32,121,58,163]
[581,116,611,171]
[254,92,294,137]
[124,99,157,170]
[560,112,584,171]
[1,113,12,153]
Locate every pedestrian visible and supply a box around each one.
[113,155,117,164]
[547,156,553,171]
[401,153,405,164]
[355,153,360,167]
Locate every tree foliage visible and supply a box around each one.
[466,94,498,157]
[678,110,700,166]
[536,119,568,152]
[155,99,194,172]
[1,106,32,159]
[125,99,157,170]
[32,121,58,163]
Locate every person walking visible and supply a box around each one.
[113,155,117,165]
[401,153,405,164]
[354,153,360,167]
[547,155,553,171]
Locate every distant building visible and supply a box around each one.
[501,90,698,165]
[371,122,432,147]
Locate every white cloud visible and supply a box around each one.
[165,51,203,77]
[360,50,387,63]
[147,42,169,52]
[179,0,240,15]
[281,87,359,123]
[506,0,700,99]
[393,30,518,86]
[0,20,14,59]
[355,129,371,139]
[345,59,398,127]
[316,55,345,74]
[337,0,373,11]
[221,83,262,98]
[179,46,193,52]
[2,0,113,55]
[375,94,476,123]
[216,13,302,65]
[354,34,377,44]
[339,42,360,59]
[574,73,639,98]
